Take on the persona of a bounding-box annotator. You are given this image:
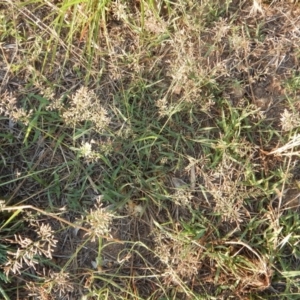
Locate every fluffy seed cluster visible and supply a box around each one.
[62,86,110,132]
[83,196,115,242]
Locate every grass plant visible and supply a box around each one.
[1,0,300,299]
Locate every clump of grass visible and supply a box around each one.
[1,0,300,299]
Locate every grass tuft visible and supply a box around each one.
[1,0,300,298]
